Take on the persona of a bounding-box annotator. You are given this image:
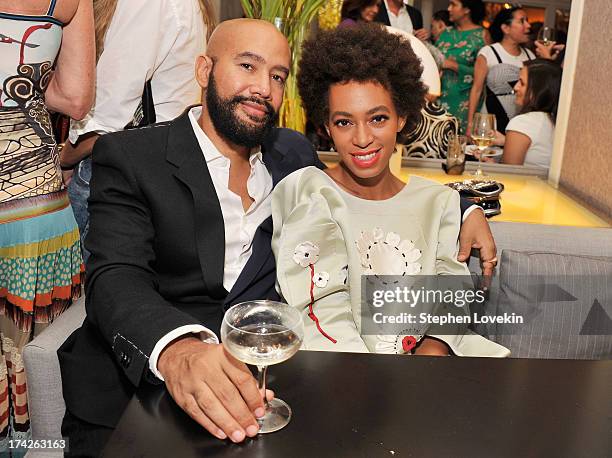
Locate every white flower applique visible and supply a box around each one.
[313,271,329,288]
[356,227,422,276]
[292,241,336,343]
[293,241,320,267]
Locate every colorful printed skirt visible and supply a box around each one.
[0,190,84,444]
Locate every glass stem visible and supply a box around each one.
[257,365,269,409]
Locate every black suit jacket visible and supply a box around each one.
[58,109,324,428]
[375,2,423,31]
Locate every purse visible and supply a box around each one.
[124,79,156,129]
[446,180,505,218]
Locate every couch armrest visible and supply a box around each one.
[23,297,86,443]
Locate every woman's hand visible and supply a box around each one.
[413,28,430,41]
[492,130,505,146]
[535,41,565,61]
[414,337,450,356]
[442,57,458,73]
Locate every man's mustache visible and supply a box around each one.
[231,96,275,116]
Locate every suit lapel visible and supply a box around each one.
[225,129,296,304]
[376,1,391,26]
[166,110,226,297]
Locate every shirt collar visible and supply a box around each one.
[188,106,262,165]
[384,0,410,12]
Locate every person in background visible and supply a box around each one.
[339,0,380,27]
[0,0,94,444]
[493,59,561,168]
[431,9,451,43]
[423,9,452,70]
[437,0,489,133]
[273,24,508,358]
[59,0,215,261]
[374,0,429,41]
[467,6,535,136]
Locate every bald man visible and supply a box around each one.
[58,19,324,453]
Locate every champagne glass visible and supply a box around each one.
[536,26,556,47]
[221,300,304,433]
[471,113,496,177]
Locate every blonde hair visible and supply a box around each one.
[197,0,217,40]
[93,0,217,62]
[93,0,118,61]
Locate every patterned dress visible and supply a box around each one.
[436,26,486,133]
[0,0,83,443]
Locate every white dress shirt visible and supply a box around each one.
[149,106,274,380]
[69,0,206,142]
[384,0,414,34]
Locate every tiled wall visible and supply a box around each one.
[560,0,612,221]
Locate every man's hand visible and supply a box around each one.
[414,28,430,41]
[158,337,264,443]
[457,209,497,278]
[61,168,74,186]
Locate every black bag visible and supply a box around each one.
[446,180,504,218]
[124,80,156,129]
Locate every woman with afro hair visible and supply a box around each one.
[271,24,508,358]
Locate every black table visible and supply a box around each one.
[103,352,612,458]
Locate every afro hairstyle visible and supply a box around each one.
[297,23,427,136]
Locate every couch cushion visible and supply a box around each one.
[489,222,612,258]
[488,250,612,359]
[23,297,86,442]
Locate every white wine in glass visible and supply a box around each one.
[536,26,556,47]
[471,113,496,177]
[221,300,304,434]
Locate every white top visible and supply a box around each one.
[477,43,535,122]
[384,0,414,34]
[69,0,206,142]
[505,111,555,168]
[148,106,274,380]
[477,43,535,69]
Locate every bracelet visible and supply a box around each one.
[60,162,77,171]
[57,143,76,171]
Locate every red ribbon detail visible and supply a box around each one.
[308,264,336,344]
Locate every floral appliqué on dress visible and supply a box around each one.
[293,242,336,343]
[356,227,422,277]
[356,228,423,354]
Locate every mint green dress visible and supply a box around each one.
[437,26,486,133]
[271,167,510,357]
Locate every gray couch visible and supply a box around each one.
[21,221,612,449]
[22,296,85,456]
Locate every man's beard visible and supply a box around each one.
[206,72,278,148]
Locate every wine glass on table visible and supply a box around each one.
[471,113,496,177]
[221,300,304,433]
[536,26,556,47]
